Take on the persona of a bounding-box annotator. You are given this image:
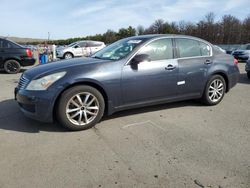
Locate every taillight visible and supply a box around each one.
[234,58,238,65]
[26,49,33,57]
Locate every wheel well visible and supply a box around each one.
[53,82,109,122]
[212,72,229,92]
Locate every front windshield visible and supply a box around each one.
[92,38,146,60]
[68,42,78,47]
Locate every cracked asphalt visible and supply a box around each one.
[0,63,249,188]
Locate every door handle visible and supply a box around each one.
[165,64,176,71]
[204,60,212,65]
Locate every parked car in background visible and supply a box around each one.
[245,60,250,79]
[0,38,36,74]
[56,40,105,59]
[232,44,250,61]
[15,34,239,131]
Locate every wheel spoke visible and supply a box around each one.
[67,108,79,113]
[83,110,88,123]
[76,95,83,105]
[84,94,90,104]
[78,111,83,124]
[86,106,99,110]
[87,97,95,106]
[71,111,80,119]
[71,100,80,108]
[86,110,97,116]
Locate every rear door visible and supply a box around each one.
[87,41,103,55]
[175,38,213,96]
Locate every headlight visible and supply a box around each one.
[26,72,66,91]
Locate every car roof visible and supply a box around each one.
[126,34,212,45]
[76,40,104,43]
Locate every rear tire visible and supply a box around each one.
[57,85,105,131]
[4,59,21,74]
[247,71,250,79]
[202,75,226,106]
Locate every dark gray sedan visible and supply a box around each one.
[15,34,239,131]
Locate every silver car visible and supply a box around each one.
[56,40,105,59]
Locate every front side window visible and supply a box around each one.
[79,42,87,48]
[137,38,173,61]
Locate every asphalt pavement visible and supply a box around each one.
[0,63,249,188]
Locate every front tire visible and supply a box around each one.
[247,71,250,79]
[63,52,73,59]
[57,86,105,131]
[202,75,226,105]
[4,59,21,74]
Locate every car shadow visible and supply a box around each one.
[0,98,203,133]
[0,68,28,74]
[238,73,250,84]
[0,99,67,133]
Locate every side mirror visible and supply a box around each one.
[131,54,150,65]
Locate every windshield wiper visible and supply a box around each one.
[92,56,104,60]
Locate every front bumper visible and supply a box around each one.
[15,88,55,123]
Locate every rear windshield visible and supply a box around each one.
[0,39,22,48]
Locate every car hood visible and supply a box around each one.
[24,57,110,79]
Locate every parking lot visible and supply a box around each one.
[0,63,249,188]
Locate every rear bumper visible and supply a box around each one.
[20,57,36,66]
[228,67,240,91]
[233,54,249,61]
[15,88,55,123]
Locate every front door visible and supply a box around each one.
[121,38,178,105]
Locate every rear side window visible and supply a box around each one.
[176,38,200,58]
[88,41,102,47]
[176,38,211,58]
[138,38,173,61]
[200,42,211,56]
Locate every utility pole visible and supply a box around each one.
[48,32,50,42]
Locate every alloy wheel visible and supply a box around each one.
[65,53,73,59]
[5,61,19,73]
[208,79,224,103]
[66,92,99,126]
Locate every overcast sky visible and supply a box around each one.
[0,0,249,39]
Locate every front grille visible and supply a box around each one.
[18,75,29,90]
